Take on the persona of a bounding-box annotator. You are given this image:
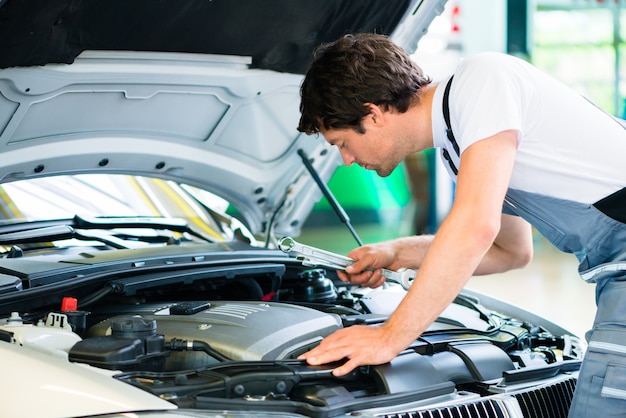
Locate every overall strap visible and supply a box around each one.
[442,76,459,175]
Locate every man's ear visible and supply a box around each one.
[363,103,385,126]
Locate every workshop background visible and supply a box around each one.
[299,0,625,339]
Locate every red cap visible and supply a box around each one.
[61,297,78,311]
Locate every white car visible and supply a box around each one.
[0,1,584,417]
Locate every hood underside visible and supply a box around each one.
[0,0,422,73]
[0,0,447,237]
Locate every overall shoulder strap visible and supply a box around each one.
[442,76,459,175]
[442,76,460,156]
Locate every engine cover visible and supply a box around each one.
[85,301,342,367]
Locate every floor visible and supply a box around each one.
[298,223,597,339]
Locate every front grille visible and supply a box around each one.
[514,376,577,418]
[378,377,577,418]
[378,398,509,418]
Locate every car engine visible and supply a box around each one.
[0,240,584,417]
[0,260,585,417]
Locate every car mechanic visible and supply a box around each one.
[296,33,626,417]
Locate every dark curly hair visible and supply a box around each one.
[297,33,432,135]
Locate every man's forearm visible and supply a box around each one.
[388,235,434,270]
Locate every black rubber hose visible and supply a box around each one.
[166,338,233,362]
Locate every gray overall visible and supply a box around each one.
[503,188,626,417]
[441,76,626,416]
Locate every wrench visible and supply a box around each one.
[278,236,415,290]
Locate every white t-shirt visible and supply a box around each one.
[431,52,626,205]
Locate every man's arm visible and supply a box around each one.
[340,213,531,287]
[300,130,526,375]
[474,213,532,275]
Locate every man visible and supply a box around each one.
[296,33,626,416]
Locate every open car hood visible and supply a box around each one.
[0,0,447,237]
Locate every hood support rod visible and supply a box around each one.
[297,149,363,247]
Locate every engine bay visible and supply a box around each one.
[0,255,585,416]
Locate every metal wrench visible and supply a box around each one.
[278,236,415,290]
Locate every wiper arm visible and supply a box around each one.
[0,225,133,249]
[0,215,215,250]
[72,215,214,243]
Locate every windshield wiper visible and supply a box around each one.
[0,215,215,250]
[72,215,214,243]
[0,225,141,249]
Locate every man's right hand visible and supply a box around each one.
[337,242,397,288]
[298,323,404,376]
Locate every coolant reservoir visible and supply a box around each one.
[0,312,82,359]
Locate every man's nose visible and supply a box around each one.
[339,149,355,166]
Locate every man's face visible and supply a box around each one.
[320,124,401,178]
[320,124,395,177]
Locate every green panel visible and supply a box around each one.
[314,162,411,211]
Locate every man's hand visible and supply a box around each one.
[298,325,402,376]
[338,242,398,288]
